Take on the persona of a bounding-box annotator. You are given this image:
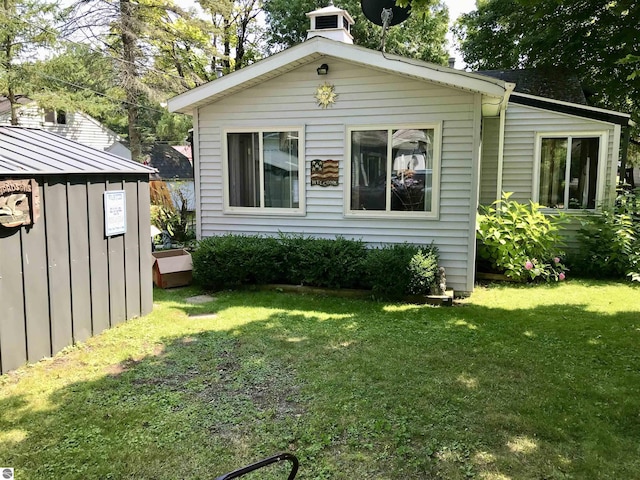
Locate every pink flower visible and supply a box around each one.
[525,261,533,270]
[554,257,560,264]
[559,272,566,281]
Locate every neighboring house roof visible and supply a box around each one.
[477,69,631,126]
[0,126,156,175]
[171,145,192,165]
[477,68,588,105]
[147,143,193,180]
[168,36,513,116]
[0,95,32,115]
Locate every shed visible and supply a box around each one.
[0,126,156,374]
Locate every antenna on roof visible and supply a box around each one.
[360,0,411,52]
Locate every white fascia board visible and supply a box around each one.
[168,37,508,114]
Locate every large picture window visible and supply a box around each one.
[225,129,303,213]
[348,125,440,216]
[537,134,603,210]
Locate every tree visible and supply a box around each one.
[0,0,58,125]
[198,0,264,73]
[454,0,639,126]
[263,0,449,64]
[64,0,205,160]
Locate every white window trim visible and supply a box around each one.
[532,130,609,212]
[344,122,442,219]
[222,126,306,216]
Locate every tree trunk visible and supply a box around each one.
[120,0,142,161]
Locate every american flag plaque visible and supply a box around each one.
[310,159,339,187]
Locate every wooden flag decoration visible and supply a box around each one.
[310,159,339,187]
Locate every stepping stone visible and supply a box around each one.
[185,294,216,304]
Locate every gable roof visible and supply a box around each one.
[477,68,588,105]
[0,126,156,175]
[168,36,512,116]
[147,143,193,180]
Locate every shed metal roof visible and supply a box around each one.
[0,126,156,175]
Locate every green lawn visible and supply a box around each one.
[1,281,639,479]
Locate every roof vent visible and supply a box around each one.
[306,4,355,44]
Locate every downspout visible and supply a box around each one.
[496,82,515,201]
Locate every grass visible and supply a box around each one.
[1,280,639,479]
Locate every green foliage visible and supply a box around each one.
[277,234,368,289]
[576,189,640,281]
[263,0,449,64]
[454,0,639,133]
[477,192,567,282]
[150,205,195,245]
[192,234,440,296]
[192,234,282,290]
[362,243,440,299]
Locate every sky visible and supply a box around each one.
[443,0,477,68]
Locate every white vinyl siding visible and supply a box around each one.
[1,104,125,154]
[488,103,619,252]
[196,58,482,293]
[499,103,618,206]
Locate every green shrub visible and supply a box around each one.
[363,244,439,299]
[576,189,640,281]
[192,234,281,290]
[476,192,568,282]
[192,234,441,296]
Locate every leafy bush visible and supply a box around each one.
[362,243,439,299]
[576,189,640,281]
[477,192,568,282]
[192,234,281,290]
[192,234,440,296]
[277,234,368,289]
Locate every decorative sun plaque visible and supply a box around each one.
[314,83,337,109]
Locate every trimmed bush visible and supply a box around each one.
[192,234,440,296]
[192,234,281,290]
[476,192,568,282]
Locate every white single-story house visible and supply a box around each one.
[168,6,632,295]
[0,96,131,159]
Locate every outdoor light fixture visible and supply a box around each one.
[317,63,329,75]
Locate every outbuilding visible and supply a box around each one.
[0,126,156,374]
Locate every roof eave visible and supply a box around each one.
[168,37,508,114]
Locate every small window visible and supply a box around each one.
[44,109,67,124]
[225,128,304,214]
[538,135,602,210]
[348,125,440,216]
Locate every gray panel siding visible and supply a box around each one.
[68,180,93,343]
[88,177,110,335]
[125,179,142,319]
[138,180,153,316]
[20,205,51,362]
[45,177,74,353]
[107,179,127,327]
[0,174,152,374]
[0,227,27,373]
[196,59,481,292]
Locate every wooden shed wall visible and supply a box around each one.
[195,58,482,294]
[0,174,153,374]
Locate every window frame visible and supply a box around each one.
[533,130,609,212]
[344,123,442,219]
[222,126,306,216]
